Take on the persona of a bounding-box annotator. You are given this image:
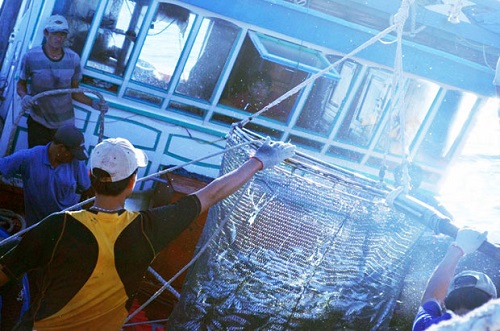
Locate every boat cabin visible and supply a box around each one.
[0,0,499,193]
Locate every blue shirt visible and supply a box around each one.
[0,144,90,225]
[412,300,453,331]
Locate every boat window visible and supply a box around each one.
[218,34,308,123]
[416,90,477,163]
[175,18,240,101]
[85,0,150,77]
[52,2,100,57]
[248,32,340,80]
[376,78,440,154]
[168,102,206,119]
[132,3,194,90]
[296,60,359,135]
[288,135,324,151]
[124,88,164,106]
[336,68,392,147]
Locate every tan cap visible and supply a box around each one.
[90,138,148,182]
[45,15,69,33]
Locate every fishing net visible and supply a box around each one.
[168,127,427,330]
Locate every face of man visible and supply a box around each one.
[45,31,67,49]
[55,144,74,164]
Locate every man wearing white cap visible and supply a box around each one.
[0,136,295,330]
[17,14,108,148]
[412,227,497,330]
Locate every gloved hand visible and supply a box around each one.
[21,95,36,110]
[454,227,487,255]
[91,99,109,113]
[253,136,296,170]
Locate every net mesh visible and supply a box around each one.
[168,128,427,330]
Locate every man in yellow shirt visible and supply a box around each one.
[0,136,295,330]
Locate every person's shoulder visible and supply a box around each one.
[29,144,49,157]
[421,299,443,313]
[8,145,44,158]
[63,47,81,60]
[28,211,68,235]
[413,300,452,331]
[22,46,44,60]
[28,45,43,53]
[26,45,44,56]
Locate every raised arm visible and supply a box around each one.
[194,137,295,214]
[420,228,487,305]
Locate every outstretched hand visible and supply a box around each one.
[454,227,487,255]
[253,136,296,170]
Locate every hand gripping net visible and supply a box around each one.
[168,127,427,330]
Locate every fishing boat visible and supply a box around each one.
[0,0,499,329]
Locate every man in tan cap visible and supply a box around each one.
[17,14,108,148]
[0,136,295,330]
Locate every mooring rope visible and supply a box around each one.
[4,87,106,156]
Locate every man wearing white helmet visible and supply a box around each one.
[412,228,497,330]
[0,136,295,330]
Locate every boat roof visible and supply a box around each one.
[179,0,500,97]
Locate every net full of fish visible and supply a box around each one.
[168,128,427,330]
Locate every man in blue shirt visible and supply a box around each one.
[412,228,497,330]
[0,125,91,226]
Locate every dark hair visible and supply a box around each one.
[444,287,492,312]
[90,168,137,196]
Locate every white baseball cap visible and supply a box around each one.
[45,15,69,33]
[90,138,148,182]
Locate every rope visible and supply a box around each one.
[448,0,464,24]
[2,131,264,320]
[147,266,180,299]
[63,138,261,212]
[7,137,262,242]
[237,23,399,128]
[237,0,417,129]
[125,180,252,323]
[4,88,106,156]
[384,0,414,192]
[0,208,26,234]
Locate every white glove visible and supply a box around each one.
[21,95,36,110]
[454,227,487,255]
[253,136,295,170]
[91,99,109,113]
